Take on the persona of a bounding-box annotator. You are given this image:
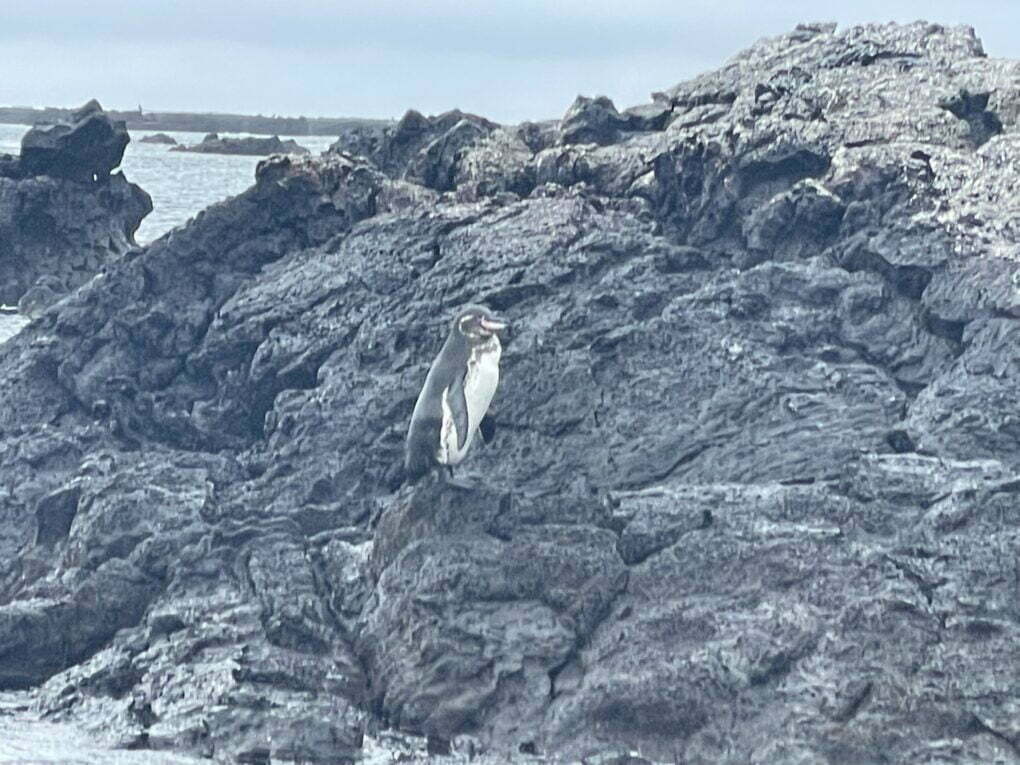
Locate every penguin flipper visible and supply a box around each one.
[446,374,471,451]
[479,414,496,444]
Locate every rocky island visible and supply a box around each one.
[171,132,310,156]
[138,132,178,145]
[1,21,1019,764]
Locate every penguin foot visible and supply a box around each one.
[436,466,477,491]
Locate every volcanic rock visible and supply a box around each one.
[19,99,130,183]
[330,108,500,191]
[559,95,631,145]
[0,20,1017,764]
[0,101,151,306]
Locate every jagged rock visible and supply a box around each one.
[171,133,309,156]
[0,153,24,180]
[330,108,499,191]
[559,95,630,145]
[452,127,535,201]
[0,103,151,305]
[0,19,1018,764]
[622,101,673,132]
[19,99,130,183]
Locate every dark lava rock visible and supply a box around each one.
[330,108,500,191]
[19,99,130,183]
[621,101,673,132]
[559,95,630,145]
[0,19,1019,765]
[0,102,151,306]
[138,132,178,145]
[172,133,310,156]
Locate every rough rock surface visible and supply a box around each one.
[0,21,1019,764]
[19,100,130,183]
[171,133,310,156]
[330,108,500,191]
[0,101,151,306]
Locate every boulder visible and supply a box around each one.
[0,101,151,306]
[559,94,630,145]
[19,99,130,183]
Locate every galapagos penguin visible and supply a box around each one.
[405,304,509,483]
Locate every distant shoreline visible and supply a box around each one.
[0,106,393,137]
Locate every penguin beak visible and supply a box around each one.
[480,316,509,333]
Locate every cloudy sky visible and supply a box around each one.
[0,1,1015,124]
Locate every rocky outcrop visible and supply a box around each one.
[330,108,500,191]
[171,133,309,156]
[1,20,1020,764]
[19,99,130,183]
[138,133,178,145]
[0,101,151,306]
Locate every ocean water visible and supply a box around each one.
[0,123,337,245]
[0,693,204,764]
[0,312,26,343]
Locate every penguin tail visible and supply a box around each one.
[403,451,431,485]
[478,413,496,445]
[404,416,440,486]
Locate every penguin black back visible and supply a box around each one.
[404,330,469,481]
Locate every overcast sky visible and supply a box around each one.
[0,1,1016,124]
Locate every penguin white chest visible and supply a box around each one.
[438,337,502,465]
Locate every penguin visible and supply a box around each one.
[405,304,510,483]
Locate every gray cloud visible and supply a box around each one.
[0,0,1014,124]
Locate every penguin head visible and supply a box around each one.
[451,304,509,344]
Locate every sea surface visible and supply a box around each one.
[0,691,448,764]
[0,123,338,245]
[0,692,204,764]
